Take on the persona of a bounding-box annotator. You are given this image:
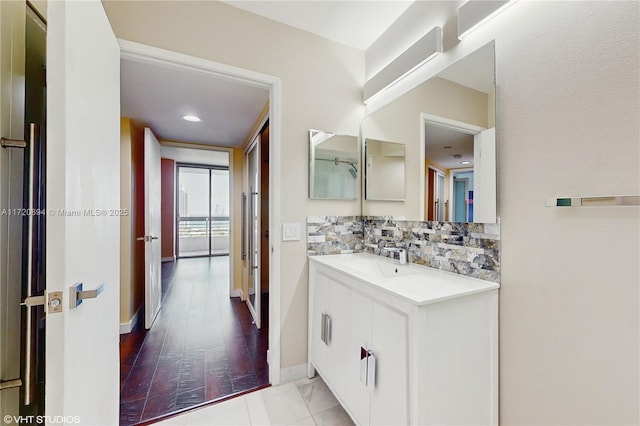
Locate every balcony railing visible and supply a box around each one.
[178,216,229,257]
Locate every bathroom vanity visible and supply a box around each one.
[308,253,499,425]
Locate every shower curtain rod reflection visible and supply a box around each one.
[316,157,358,168]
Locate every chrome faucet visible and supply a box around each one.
[398,249,407,265]
[382,247,407,265]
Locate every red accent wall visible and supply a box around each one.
[161,158,175,260]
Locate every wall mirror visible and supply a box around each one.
[361,41,496,223]
[364,138,405,201]
[308,129,359,200]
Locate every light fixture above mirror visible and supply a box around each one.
[458,0,516,39]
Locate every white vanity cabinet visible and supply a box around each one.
[309,265,408,425]
[308,254,499,426]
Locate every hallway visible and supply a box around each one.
[119,257,269,425]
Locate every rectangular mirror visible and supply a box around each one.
[309,129,359,200]
[364,138,405,201]
[362,41,496,222]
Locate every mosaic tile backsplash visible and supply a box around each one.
[307,216,364,255]
[362,217,500,283]
[307,216,501,283]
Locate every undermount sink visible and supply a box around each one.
[333,254,421,280]
[375,261,420,278]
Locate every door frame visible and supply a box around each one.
[426,165,446,221]
[119,40,283,385]
[420,113,485,221]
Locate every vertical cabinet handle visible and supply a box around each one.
[359,347,376,391]
[367,350,376,391]
[320,313,331,345]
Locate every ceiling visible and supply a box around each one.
[424,124,474,169]
[221,1,415,51]
[119,2,493,152]
[121,58,269,147]
[120,1,416,148]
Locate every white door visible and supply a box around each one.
[45,1,121,424]
[473,127,496,223]
[246,137,261,328]
[143,128,162,329]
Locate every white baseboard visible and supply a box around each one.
[162,256,176,262]
[120,307,141,334]
[231,288,243,298]
[279,363,308,384]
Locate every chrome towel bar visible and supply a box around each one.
[545,195,640,207]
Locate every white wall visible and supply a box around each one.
[369,1,639,424]
[102,0,364,370]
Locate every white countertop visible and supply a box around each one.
[309,253,499,306]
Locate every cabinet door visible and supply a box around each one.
[344,289,373,425]
[325,280,349,398]
[310,272,332,376]
[370,302,408,425]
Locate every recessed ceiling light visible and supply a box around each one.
[460,161,471,165]
[182,115,202,122]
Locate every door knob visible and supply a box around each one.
[69,283,105,308]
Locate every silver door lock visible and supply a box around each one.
[20,291,63,314]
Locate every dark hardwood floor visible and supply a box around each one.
[119,257,269,425]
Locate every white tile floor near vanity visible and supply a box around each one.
[155,376,354,426]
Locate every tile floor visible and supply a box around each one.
[154,376,354,426]
[120,257,269,425]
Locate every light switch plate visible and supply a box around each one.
[282,223,301,241]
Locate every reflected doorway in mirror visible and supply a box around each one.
[423,114,495,223]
